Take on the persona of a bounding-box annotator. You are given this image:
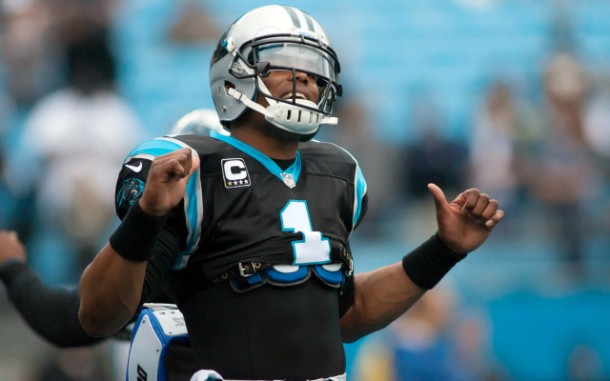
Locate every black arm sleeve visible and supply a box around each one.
[0,262,103,348]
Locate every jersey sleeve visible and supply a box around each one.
[327,141,368,233]
[0,262,104,348]
[114,137,204,270]
[335,146,367,313]
[115,158,150,221]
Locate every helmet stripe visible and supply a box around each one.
[285,7,317,34]
[302,13,316,33]
[284,6,301,29]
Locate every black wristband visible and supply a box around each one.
[109,202,168,262]
[401,234,465,289]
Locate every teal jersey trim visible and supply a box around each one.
[214,134,302,185]
[353,165,367,228]
[124,138,185,162]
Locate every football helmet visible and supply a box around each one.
[169,108,230,136]
[210,5,342,138]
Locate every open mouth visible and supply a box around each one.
[280,92,308,101]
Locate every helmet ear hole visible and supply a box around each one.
[224,81,235,94]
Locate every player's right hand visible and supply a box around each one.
[0,230,27,265]
[427,183,504,255]
[138,148,200,217]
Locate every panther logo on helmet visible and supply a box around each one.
[210,5,342,140]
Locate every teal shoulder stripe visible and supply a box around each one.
[125,138,186,162]
[174,162,203,269]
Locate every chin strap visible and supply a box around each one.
[227,81,337,135]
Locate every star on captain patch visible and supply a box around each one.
[281,172,296,189]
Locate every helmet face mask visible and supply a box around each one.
[210,5,342,138]
[242,36,342,115]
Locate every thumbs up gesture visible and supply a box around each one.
[428,183,505,256]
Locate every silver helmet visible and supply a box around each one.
[210,5,342,137]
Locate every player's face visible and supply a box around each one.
[259,70,320,105]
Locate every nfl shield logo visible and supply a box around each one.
[281,172,296,188]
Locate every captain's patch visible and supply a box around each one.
[221,158,251,188]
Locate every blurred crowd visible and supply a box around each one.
[1,0,141,286]
[1,0,610,380]
[328,48,610,282]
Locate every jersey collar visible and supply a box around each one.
[213,133,301,188]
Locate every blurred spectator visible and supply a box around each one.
[582,74,610,239]
[397,96,468,240]
[1,0,62,108]
[352,288,505,381]
[566,343,605,381]
[522,53,601,277]
[450,308,508,381]
[469,81,520,210]
[8,19,144,284]
[167,0,221,44]
[468,80,540,221]
[388,289,458,381]
[0,0,119,108]
[34,346,112,381]
[0,146,18,226]
[46,0,120,30]
[583,74,610,175]
[0,143,35,242]
[319,95,398,236]
[401,96,468,200]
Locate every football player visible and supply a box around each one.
[79,5,504,381]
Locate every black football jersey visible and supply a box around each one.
[115,133,367,285]
[114,133,368,378]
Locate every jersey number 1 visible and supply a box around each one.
[280,200,331,265]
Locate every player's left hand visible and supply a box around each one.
[428,183,505,255]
